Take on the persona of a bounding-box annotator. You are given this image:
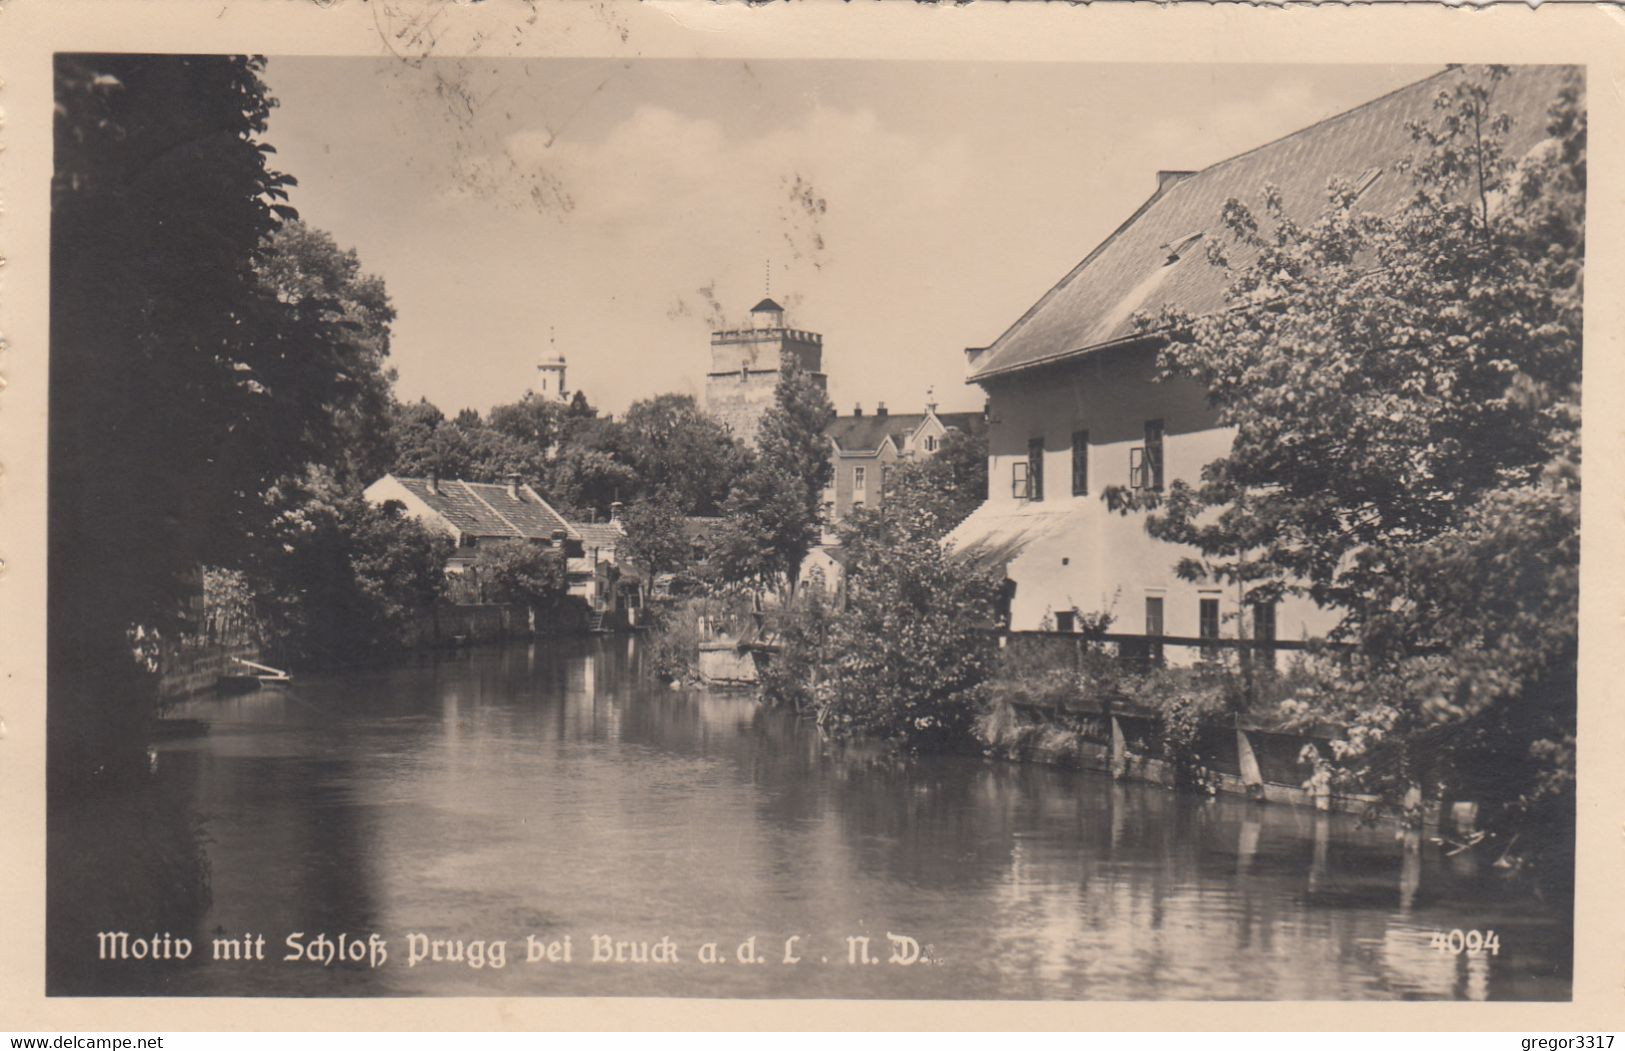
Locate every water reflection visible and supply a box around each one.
[49,638,1571,999]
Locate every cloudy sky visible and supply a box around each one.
[261,58,1435,418]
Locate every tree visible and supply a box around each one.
[457,540,569,610]
[250,468,451,667]
[618,493,691,603]
[710,463,811,594]
[545,442,638,521]
[813,528,1004,752]
[50,54,327,782]
[613,393,749,515]
[1106,67,1582,874]
[713,362,834,594]
[459,425,549,485]
[487,395,568,455]
[873,426,989,542]
[386,398,546,486]
[255,221,399,486]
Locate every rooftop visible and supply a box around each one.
[968,65,1579,382]
[826,410,987,454]
[571,521,626,549]
[393,476,578,542]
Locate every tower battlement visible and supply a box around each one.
[704,298,826,445]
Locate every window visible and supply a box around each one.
[925,435,938,453]
[1252,600,1278,676]
[853,466,866,494]
[1027,438,1045,502]
[1145,596,1165,667]
[1253,601,1277,644]
[1144,419,1165,490]
[1054,610,1076,634]
[1011,461,1029,500]
[1071,430,1089,496]
[1199,596,1220,660]
[1161,231,1204,264]
[881,465,893,493]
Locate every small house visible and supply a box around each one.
[363,472,588,596]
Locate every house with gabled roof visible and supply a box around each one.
[823,399,986,523]
[363,472,588,592]
[946,65,1575,657]
[563,504,644,620]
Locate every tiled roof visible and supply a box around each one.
[396,477,577,541]
[571,521,626,548]
[827,414,926,454]
[969,66,1579,381]
[934,412,988,437]
[826,410,988,453]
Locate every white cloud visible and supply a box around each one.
[448,103,969,269]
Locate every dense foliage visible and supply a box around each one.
[813,529,1003,752]
[385,391,747,522]
[618,493,691,602]
[711,362,835,594]
[446,540,569,610]
[613,394,749,517]
[1106,67,1582,875]
[50,55,327,781]
[876,425,989,541]
[251,471,451,667]
[255,221,399,487]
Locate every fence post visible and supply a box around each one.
[1236,720,1265,795]
[1109,715,1129,780]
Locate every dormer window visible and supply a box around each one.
[1161,232,1203,265]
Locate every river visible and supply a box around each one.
[48,637,1571,1000]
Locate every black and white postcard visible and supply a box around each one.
[2,0,1621,1032]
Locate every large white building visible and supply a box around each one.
[947,66,1574,657]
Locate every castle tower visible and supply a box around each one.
[704,297,826,445]
[534,351,568,402]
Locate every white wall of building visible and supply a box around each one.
[974,347,1339,653]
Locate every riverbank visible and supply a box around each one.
[159,599,599,701]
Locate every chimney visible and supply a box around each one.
[1156,170,1197,194]
[609,500,624,523]
[876,402,888,417]
[853,403,864,417]
[505,472,521,498]
[427,469,439,496]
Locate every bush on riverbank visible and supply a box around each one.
[251,470,452,668]
[975,643,1351,791]
[810,531,1004,753]
[757,589,836,713]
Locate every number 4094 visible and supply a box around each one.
[1430,929,1500,955]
